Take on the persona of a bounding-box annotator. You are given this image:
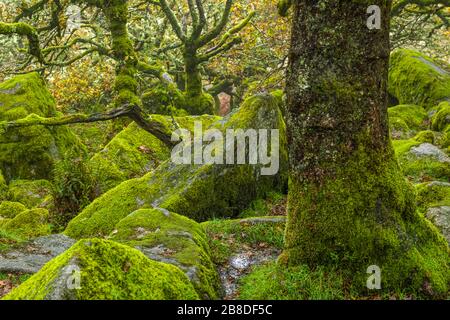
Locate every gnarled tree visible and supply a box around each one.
[0,0,254,142]
[146,0,254,114]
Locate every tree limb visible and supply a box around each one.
[0,104,176,147]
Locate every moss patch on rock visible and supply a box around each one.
[389,49,450,110]
[109,208,220,299]
[3,238,199,300]
[0,73,86,181]
[388,105,428,139]
[3,208,50,238]
[0,201,27,219]
[65,92,287,238]
[393,133,450,183]
[89,115,219,194]
[416,182,450,212]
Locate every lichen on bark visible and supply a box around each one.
[281,0,449,297]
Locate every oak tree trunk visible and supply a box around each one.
[281,0,449,295]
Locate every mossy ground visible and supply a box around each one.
[0,272,31,297]
[238,192,286,219]
[202,217,285,266]
[415,182,450,212]
[238,262,346,300]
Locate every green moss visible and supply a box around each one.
[431,102,450,132]
[141,83,189,116]
[392,130,435,158]
[181,93,216,115]
[3,208,50,238]
[0,201,27,219]
[389,116,411,138]
[89,115,219,194]
[89,122,170,194]
[3,238,199,300]
[70,122,110,155]
[388,49,450,110]
[8,179,53,209]
[109,209,220,299]
[393,133,450,183]
[388,105,428,138]
[202,217,286,265]
[282,133,449,298]
[0,73,86,181]
[416,182,450,212]
[439,129,450,149]
[65,92,287,238]
[142,79,216,116]
[0,217,10,228]
[238,262,345,300]
[239,191,286,218]
[0,171,7,200]
[0,228,25,253]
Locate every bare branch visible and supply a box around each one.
[157,0,187,41]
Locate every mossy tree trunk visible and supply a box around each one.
[184,44,203,98]
[280,0,449,295]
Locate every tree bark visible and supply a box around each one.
[184,45,203,98]
[281,0,449,295]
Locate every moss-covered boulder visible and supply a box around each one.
[65,92,287,238]
[3,208,50,238]
[388,105,428,139]
[0,201,27,219]
[393,133,450,182]
[416,181,450,212]
[109,208,220,299]
[89,115,219,194]
[431,102,450,132]
[0,73,86,181]
[426,206,450,245]
[8,179,53,209]
[3,238,199,300]
[415,182,450,244]
[389,49,450,110]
